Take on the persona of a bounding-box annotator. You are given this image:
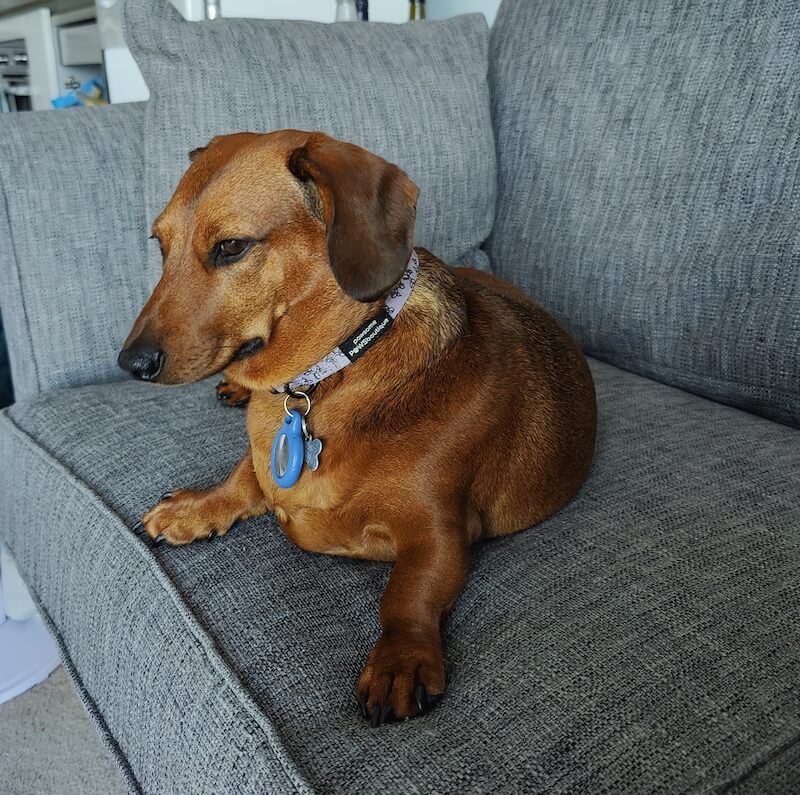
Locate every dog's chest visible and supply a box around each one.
[247,398,393,559]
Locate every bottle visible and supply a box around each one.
[409,0,426,21]
[355,0,369,20]
[335,0,357,21]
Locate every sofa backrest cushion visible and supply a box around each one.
[124,0,496,275]
[487,0,800,428]
[0,103,149,402]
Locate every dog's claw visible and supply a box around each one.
[216,380,250,408]
[160,491,173,501]
[369,705,381,728]
[379,703,394,725]
[153,534,164,545]
[207,529,218,541]
[131,520,144,533]
[414,684,428,714]
[358,681,442,726]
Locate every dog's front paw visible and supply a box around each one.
[215,380,251,407]
[135,490,235,546]
[357,631,445,727]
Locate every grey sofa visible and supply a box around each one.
[1,1,798,793]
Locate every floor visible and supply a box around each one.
[0,666,126,795]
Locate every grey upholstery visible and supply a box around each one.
[487,0,800,428]
[0,104,149,402]
[1,360,798,793]
[124,0,496,273]
[1,0,799,791]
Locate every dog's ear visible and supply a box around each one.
[287,135,419,303]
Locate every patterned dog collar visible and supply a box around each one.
[273,249,420,394]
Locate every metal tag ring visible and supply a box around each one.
[284,389,312,417]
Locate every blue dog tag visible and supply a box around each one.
[304,436,323,471]
[271,410,306,488]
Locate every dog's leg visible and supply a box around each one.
[136,448,266,545]
[357,526,469,726]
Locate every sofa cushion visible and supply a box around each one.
[487,0,800,428]
[1,360,798,792]
[124,0,496,275]
[0,103,149,402]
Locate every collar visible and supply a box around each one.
[272,249,420,394]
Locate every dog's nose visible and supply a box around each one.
[117,343,165,382]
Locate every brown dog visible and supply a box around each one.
[118,130,596,726]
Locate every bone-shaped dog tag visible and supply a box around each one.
[300,415,323,471]
[303,436,323,471]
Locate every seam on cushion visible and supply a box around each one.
[715,728,800,793]
[475,20,497,254]
[0,411,313,795]
[586,349,800,419]
[587,348,800,402]
[586,353,797,403]
[21,580,143,795]
[0,161,43,398]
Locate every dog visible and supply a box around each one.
[118,130,597,727]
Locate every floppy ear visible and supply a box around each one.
[287,134,419,302]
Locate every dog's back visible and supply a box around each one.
[455,267,597,536]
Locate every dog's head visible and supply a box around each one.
[117,131,418,387]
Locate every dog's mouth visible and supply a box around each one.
[228,336,265,365]
[131,336,267,386]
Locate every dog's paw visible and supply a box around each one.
[133,490,235,546]
[356,632,445,727]
[215,380,251,408]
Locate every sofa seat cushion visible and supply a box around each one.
[1,360,798,793]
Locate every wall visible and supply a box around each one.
[0,0,86,16]
[220,0,408,23]
[426,0,501,26]
[187,0,500,25]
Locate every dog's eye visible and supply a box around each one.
[213,239,252,265]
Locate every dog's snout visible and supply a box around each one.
[118,343,166,382]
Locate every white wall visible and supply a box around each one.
[107,0,501,103]
[220,0,408,23]
[189,0,500,25]
[426,0,501,27]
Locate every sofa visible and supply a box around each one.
[0,0,798,792]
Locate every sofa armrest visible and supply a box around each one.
[0,103,150,402]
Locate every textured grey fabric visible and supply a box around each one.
[0,104,149,402]
[124,0,495,273]
[728,739,800,795]
[487,0,800,428]
[1,359,798,793]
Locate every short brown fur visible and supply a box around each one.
[120,131,597,725]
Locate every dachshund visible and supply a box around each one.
[118,130,597,727]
